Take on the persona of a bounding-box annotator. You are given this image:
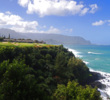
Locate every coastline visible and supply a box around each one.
[86,71,105,88]
[67,47,110,100]
[90,69,110,100]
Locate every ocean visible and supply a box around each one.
[65,45,110,100]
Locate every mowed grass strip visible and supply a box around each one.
[0,42,56,47]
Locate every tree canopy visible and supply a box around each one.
[0,45,101,100]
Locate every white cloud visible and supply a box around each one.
[80,8,89,16]
[89,4,98,14]
[5,11,12,15]
[0,11,62,33]
[18,0,29,7]
[18,0,98,17]
[39,26,61,34]
[0,12,38,33]
[46,26,61,34]
[92,20,110,26]
[92,20,105,26]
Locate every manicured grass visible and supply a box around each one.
[0,42,55,47]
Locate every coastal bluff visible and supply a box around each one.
[0,42,101,100]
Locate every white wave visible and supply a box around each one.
[98,88,110,100]
[90,68,110,100]
[88,51,102,54]
[65,47,110,99]
[83,61,89,65]
[68,48,82,58]
[68,48,89,64]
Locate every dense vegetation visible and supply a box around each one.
[0,43,101,100]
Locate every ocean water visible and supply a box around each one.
[65,45,110,100]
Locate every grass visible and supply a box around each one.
[0,42,55,47]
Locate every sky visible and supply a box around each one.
[0,0,110,45]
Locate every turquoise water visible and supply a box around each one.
[66,45,110,73]
[65,45,110,100]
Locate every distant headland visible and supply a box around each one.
[0,28,92,45]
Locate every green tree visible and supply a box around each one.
[53,81,102,100]
[0,37,4,41]
[67,57,90,84]
[54,51,69,83]
[0,60,49,100]
[8,34,10,39]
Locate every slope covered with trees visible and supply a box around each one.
[0,43,101,100]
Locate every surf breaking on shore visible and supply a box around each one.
[67,47,110,100]
[90,69,110,100]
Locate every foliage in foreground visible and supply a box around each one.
[0,45,101,100]
[53,81,101,100]
[0,60,49,100]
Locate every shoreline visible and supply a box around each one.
[86,71,105,89]
[67,47,110,100]
[88,70,110,100]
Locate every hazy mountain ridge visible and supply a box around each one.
[0,28,91,45]
[0,28,27,39]
[24,33,91,45]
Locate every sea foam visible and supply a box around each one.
[68,48,82,58]
[88,51,103,54]
[83,61,89,64]
[90,68,110,100]
[67,47,110,100]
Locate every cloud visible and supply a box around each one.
[38,26,61,34]
[92,20,110,26]
[18,0,98,17]
[80,8,89,16]
[0,11,63,33]
[5,11,12,15]
[45,26,61,34]
[89,4,98,14]
[92,20,105,26]
[0,12,38,33]
[18,0,29,7]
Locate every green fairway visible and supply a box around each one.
[0,42,54,47]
